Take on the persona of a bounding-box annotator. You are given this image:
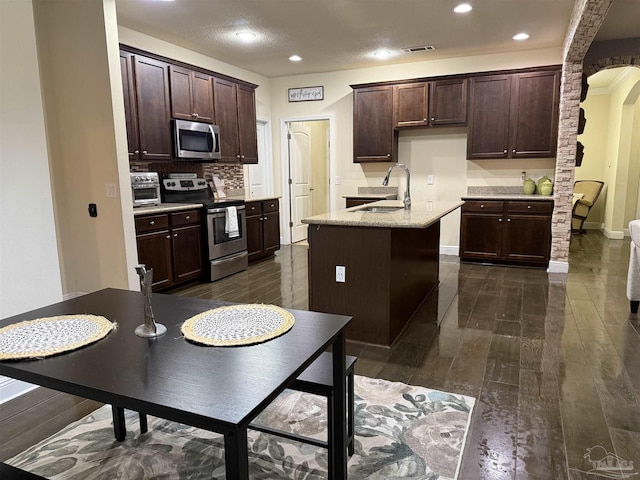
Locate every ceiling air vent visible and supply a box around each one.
[401,45,436,53]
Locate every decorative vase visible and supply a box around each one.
[523,178,536,195]
[537,175,551,192]
[539,178,553,196]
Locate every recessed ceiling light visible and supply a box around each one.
[513,33,530,41]
[454,3,472,13]
[289,55,302,62]
[235,31,257,41]
[373,50,392,58]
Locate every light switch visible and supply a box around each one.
[335,176,341,185]
[427,175,434,185]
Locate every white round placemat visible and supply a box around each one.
[181,304,295,346]
[0,315,114,361]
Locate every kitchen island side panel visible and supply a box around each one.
[308,225,392,345]
[308,222,440,346]
[389,221,440,343]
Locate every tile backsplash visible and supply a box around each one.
[130,161,244,189]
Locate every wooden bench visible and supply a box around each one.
[112,352,357,456]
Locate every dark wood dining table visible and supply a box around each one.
[0,288,352,479]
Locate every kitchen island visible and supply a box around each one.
[302,200,462,346]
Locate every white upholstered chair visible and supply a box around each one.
[627,220,640,313]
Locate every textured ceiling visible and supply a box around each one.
[114,0,639,78]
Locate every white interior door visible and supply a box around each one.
[244,119,273,198]
[288,123,312,243]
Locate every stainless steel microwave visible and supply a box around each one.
[173,119,221,161]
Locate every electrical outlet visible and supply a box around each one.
[336,266,346,283]
[105,184,117,198]
[427,175,434,185]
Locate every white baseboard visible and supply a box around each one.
[440,245,459,256]
[548,261,569,273]
[0,377,37,404]
[603,227,624,240]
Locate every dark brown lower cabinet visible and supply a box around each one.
[246,199,281,262]
[460,199,553,267]
[135,209,204,291]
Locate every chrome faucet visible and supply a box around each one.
[383,163,411,209]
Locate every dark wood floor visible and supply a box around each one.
[2,232,639,479]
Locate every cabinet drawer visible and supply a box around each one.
[262,199,279,213]
[462,200,504,213]
[507,201,553,214]
[135,214,169,234]
[170,209,201,227]
[246,201,261,215]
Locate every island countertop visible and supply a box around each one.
[302,200,463,229]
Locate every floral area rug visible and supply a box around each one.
[7,376,475,479]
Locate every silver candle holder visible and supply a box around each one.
[134,264,167,338]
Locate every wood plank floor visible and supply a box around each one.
[2,232,639,479]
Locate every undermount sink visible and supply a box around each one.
[354,206,404,213]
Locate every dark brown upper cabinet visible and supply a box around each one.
[394,79,468,128]
[429,78,467,126]
[132,55,172,161]
[394,82,429,128]
[468,69,560,159]
[213,77,258,164]
[169,66,214,123]
[353,85,396,163]
[119,51,140,162]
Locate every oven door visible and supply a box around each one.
[207,206,247,259]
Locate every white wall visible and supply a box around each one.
[0,0,63,402]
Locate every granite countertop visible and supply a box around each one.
[462,194,554,201]
[133,203,204,216]
[302,200,463,229]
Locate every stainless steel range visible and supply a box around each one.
[162,174,248,282]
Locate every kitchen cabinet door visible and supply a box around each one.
[459,212,503,260]
[503,214,551,265]
[237,84,258,164]
[133,55,172,161]
[394,82,429,128]
[214,77,240,162]
[467,75,511,159]
[246,202,264,262]
[120,51,140,162]
[429,78,467,126]
[171,66,215,123]
[171,224,204,282]
[136,230,173,290]
[510,70,560,158]
[262,202,281,256]
[353,85,396,163]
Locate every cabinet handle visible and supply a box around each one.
[480,204,484,208]
[174,233,178,237]
[423,118,428,121]
[259,217,264,221]
[166,235,170,239]
[513,149,516,154]
[149,220,155,225]
[503,150,507,154]
[237,154,241,159]
[263,216,268,221]
[498,218,502,222]
[142,150,147,154]
[430,117,435,121]
[134,150,139,154]
[194,113,199,118]
[192,113,197,117]
[507,218,511,222]
[387,153,391,157]
[527,205,531,209]
[185,215,190,219]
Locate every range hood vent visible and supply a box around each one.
[401,45,436,53]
